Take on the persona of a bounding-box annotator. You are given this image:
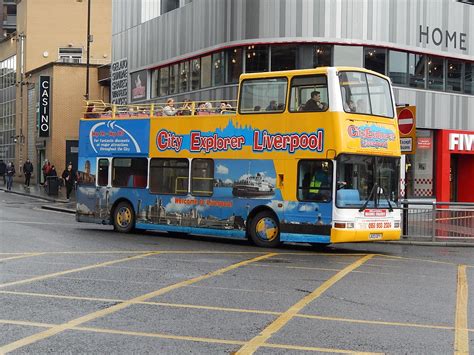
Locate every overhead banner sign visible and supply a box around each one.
[39,76,51,138]
[397,106,416,154]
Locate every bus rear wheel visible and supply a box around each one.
[113,201,135,233]
[249,211,281,248]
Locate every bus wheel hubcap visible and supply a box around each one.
[117,207,131,227]
[256,217,278,241]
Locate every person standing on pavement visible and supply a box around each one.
[0,159,6,185]
[23,158,33,188]
[61,164,76,200]
[6,161,15,191]
[42,159,51,185]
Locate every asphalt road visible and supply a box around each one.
[0,191,473,354]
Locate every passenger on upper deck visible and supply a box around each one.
[303,91,326,112]
[163,98,177,116]
[265,100,277,111]
[84,103,100,118]
[179,99,193,116]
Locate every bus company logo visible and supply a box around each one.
[253,130,324,153]
[347,125,395,149]
[156,129,184,152]
[89,121,141,153]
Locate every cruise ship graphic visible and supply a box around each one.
[232,173,274,197]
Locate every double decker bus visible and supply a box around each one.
[76,67,401,247]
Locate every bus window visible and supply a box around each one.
[339,71,394,118]
[150,158,189,195]
[98,159,109,186]
[239,77,287,114]
[289,75,328,112]
[191,159,214,197]
[112,158,148,188]
[297,160,333,202]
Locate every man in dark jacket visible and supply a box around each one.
[6,161,15,191]
[61,164,76,200]
[303,91,326,112]
[0,159,6,185]
[23,158,33,187]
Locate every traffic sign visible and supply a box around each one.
[398,108,414,135]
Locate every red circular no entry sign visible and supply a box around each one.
[398,108,414,135]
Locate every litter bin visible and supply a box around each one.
[46,176,59,196]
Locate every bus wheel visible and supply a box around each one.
[249,211,281,248]
[113,201,135,233]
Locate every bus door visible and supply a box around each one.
[95,158,111,220]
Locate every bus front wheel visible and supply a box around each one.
[113,201,135,233]
[249,211,281,248]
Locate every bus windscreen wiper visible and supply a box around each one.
[377,186,394,212]
[358,182,378,212]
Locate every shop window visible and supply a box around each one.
[239,77,287,114]
[405,130,435,198]
[191,159,214,197]
[169,63,179,94]
[179,61,189,93]
[388,50,408,85]
[159,66,169,97]
[151,69,159,98]
[297,160,333,202]
[191,59,200,90]
[465,63,473,95]
[212,52,225,86]
[245,45,269,73]
[226,48,242,84]
[427,56,444,91]
[313,45,332,67]
[200,55,211,88]
[364,47,386,75]
[446,60,463,92]
[112,158,148,188]
[97,159,109,186]
[149,158,189,194]
[271,45,297,71]
[409,54,426,89]
[289,75,328,112]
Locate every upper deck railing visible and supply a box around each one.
[82,100,238,119]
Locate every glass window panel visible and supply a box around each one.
[191,159,214,196]
[271,45,296,71]
[446,60,462,92]
[427,56,444,91]
[313,45,332,67]
[169,63,179,94]
[112,158,148,188]
[179,61,189,93]
[161,0,179,14]
[150,158,189,195]
[226,48,242,83]
[405,130,434,198]
[388,50,408,85]
[409,54,426,89]
[366,73,394,118]
[212,52,225,86]
[98,159,109,187]
[364,47,386,75]
[298,160,333,202]
[159,66,169,96]
[239,77,287,113]
[191,59,200,90]
[465,63,473,95]
[151,69,159,98]
[245,45,269,73]
[200,55,211,88]
[289,75,328,112]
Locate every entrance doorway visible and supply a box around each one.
[37,150,45,184]
[450,155,458,202]
[456,154,474,202]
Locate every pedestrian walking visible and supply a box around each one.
[0,159,6,185]
[6,161,15,191]
[23,158,33,187]
[61,164,76,200]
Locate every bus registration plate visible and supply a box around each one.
[369,233,382,240]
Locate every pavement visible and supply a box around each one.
[1,181,472,247]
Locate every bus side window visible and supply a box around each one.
[97,159,109,186]
[149,158,189,195]
[191,159,214,197]
[289,75,328,112]
[298,160,333,202]
[112,158,147,188]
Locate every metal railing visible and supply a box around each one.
[401,201,474,241]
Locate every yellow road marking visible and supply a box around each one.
[0,221,77,226]
[454,265,469,355]
[235,254,374,355]
[0,253,277,353]
[0,252,160,289]
[0,253,45,262]
[378,254,461,266]
[0,319,382,353]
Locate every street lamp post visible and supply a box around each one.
[85,0,91,100]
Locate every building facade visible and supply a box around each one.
[111,0,474,202]
[0,0,112,183]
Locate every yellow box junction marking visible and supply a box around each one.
[454,265,469,355]
[0,253,277,354]
[235,254,375,355]
[0,253,45,262]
